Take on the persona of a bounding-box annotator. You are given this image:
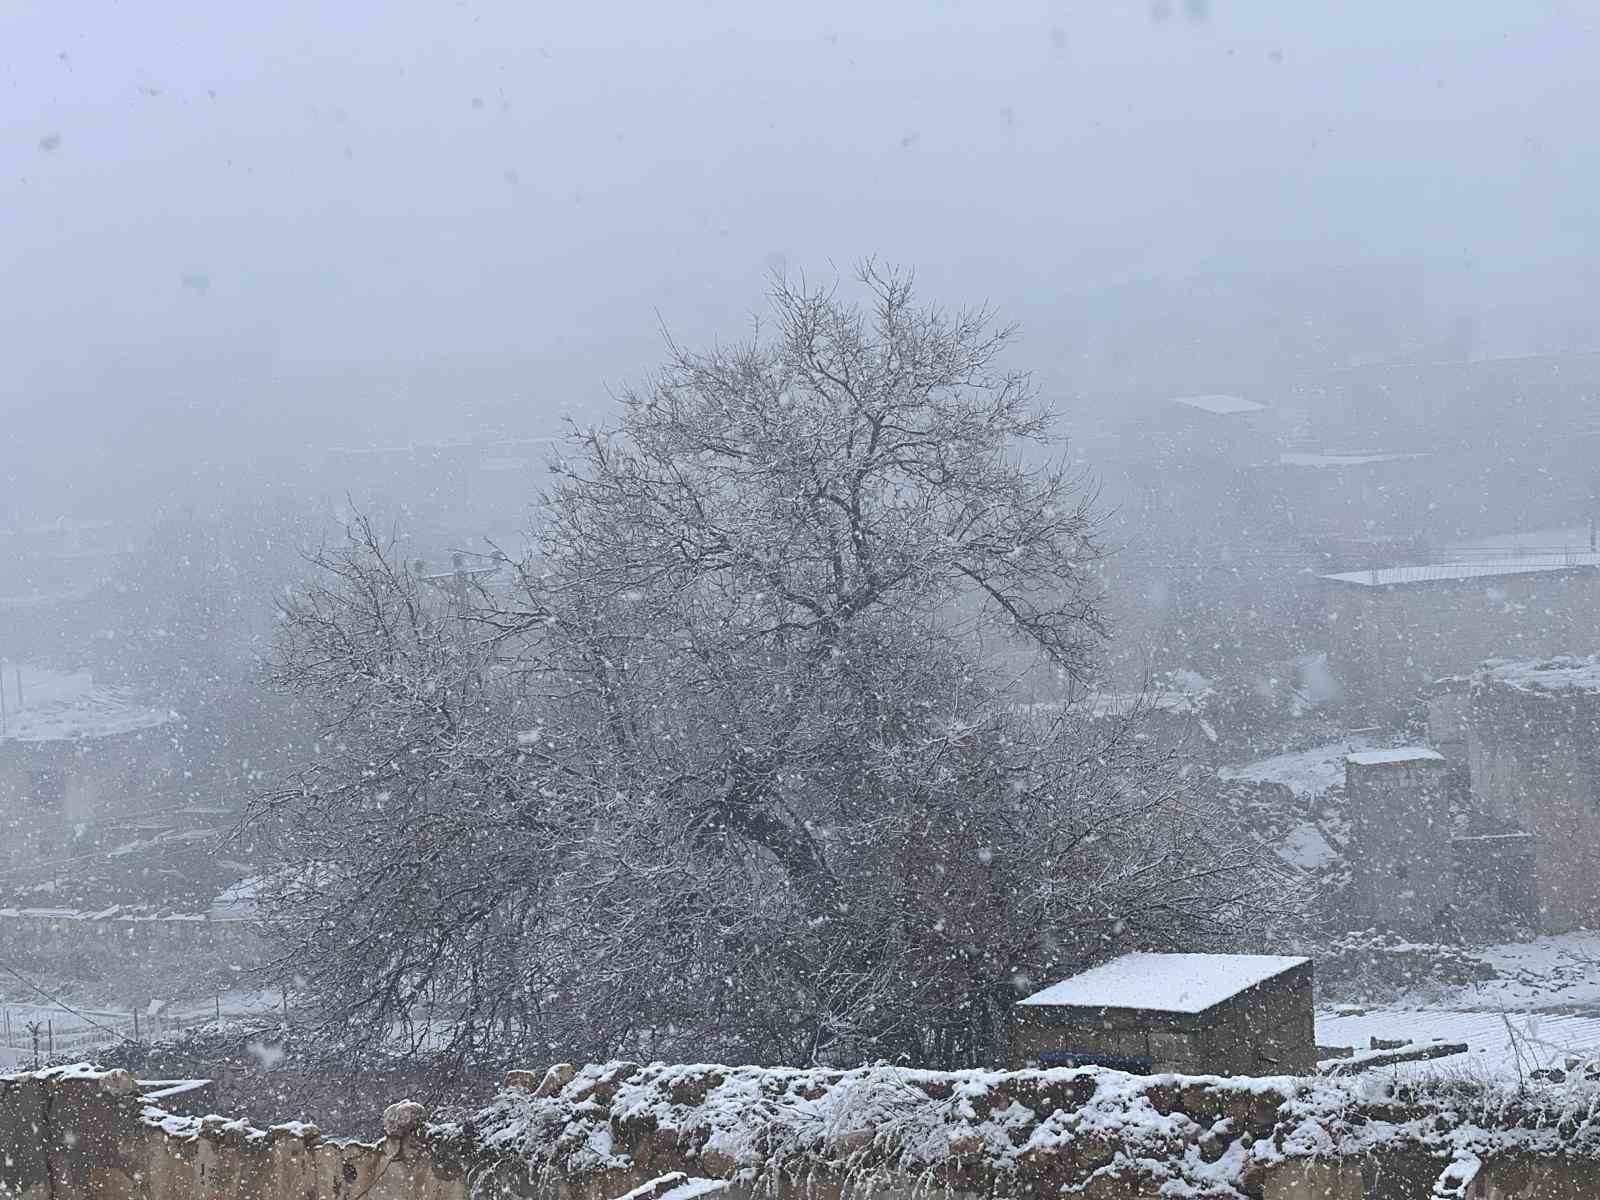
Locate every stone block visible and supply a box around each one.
[1262,1159,1363,1200]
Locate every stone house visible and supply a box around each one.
[0,666,176,866]
[1010,952,1315,1076]
[1468,656,1600,934]
[1320,557,1600,719]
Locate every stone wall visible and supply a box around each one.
[1469,677,1600,933]
[0,1067,469,1200]
[7,1062,1600,1200]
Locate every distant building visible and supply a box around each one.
[1154,394,1280,469]
[1468,656,1600,934]
[0,665,177,866]
[1423,676,1473,800]
[1011,952,1315,1076]
[1345,748,1452,935]
[1106,394,1320,676]
[1320,555,1600,718]
[1081,676,1221,767]
[1260,450,1433,564]
[1294,354,1600,539]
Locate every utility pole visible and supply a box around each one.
[1589,468,1600,553]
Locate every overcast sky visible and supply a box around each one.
[3,1,1598,513]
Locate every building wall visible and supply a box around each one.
[0,728,182,866]
[1008,1005,1188,1072]
[1469,681,1600,934]
[1324,570,1600,718]
[1449,835,1537,932]
[1346,755,1452,935]
[1263,459,1436,547]
[1199,971,1317,1076]
[1426,686,1471,767]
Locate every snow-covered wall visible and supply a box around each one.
[6,1061,1600,1199]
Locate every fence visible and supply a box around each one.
[0,996,262,1070]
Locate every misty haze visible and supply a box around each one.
[4,4,1600,1197]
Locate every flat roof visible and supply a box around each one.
[1347,747,1445,766]
[1017,952,1308,1014]
[1321,555,1600,588]
[1170,394,1267,416]
[1478,655,1600,695]
[1278,451,1425,468]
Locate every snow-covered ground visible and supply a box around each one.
[1436,932,1600,1011]
[1219,737,1372,870]
[0,664,173,742]
[1314,932,1600,1082]
[1316,1008,1600,1082]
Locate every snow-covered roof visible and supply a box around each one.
[1086,689,1209,718]
[1478,655,1600,695]
[208,877,261,920]
[1220,737,1375,798]
[1346,748,1445,767]
[1277,823,1338,871]
[1320,554,1600,587]
[1170,393,1267,415]
[1278,451,1425,468]
[0,666,173,743]
[1083,670,1215,719]
[1017,952,1309,1014]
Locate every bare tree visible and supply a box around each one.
[255,264,1291,1069]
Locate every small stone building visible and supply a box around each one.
[1011,952,1315,1076]
[0,666,176,866]
[1320,558,1600,719]
[1345,747,1452,935]
[1468,656,1600,933]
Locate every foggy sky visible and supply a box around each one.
[4,1,1598,517]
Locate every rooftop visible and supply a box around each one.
[1278,451,1425,468]
[1221,737,1376,798]
[1321,554,1600,588]
[1170,393,1268,416]
[1346,747,1445,767]
[0,666,173,743]
[1017,952,1309,1014]
[1478,655,1600,695]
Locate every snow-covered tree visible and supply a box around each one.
[256,265,1289,1069]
